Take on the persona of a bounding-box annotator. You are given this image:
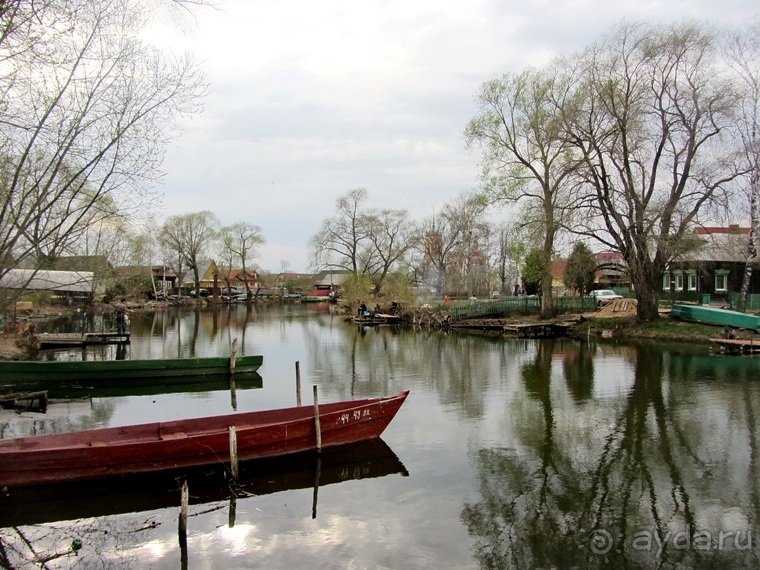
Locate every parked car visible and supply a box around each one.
[590,289,623,307]
[189,288,209,297]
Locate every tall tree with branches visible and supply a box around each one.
[160,211,218,297]
[310,188,369,274]
[466,66,583,318]
[362,208,416,295]
[0,0,206,311]
[724,19,760,312]
[416,192,488,296]
[219,221,265,301]
[566,21,743,321]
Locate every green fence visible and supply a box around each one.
[727,293,760,311]
[449,296,597,321]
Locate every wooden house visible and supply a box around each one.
[664,226,759,304]
[115,266,177,297]
[221,269,261,292]
[181,260,220,292]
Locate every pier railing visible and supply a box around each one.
[448,296,597,321]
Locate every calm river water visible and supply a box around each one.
[1,303,759,569]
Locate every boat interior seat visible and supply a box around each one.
[160,432,188,440]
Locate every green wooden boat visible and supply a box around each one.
[1,372,263,397]
[670,304,760,331]
[0,354,263,383]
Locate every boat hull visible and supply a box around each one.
[670,304,760,330]
[0,355,263,383]
[0,390,409,487]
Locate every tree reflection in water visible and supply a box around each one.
[462,342,759,569]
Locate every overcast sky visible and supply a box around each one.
[147,0,757,273]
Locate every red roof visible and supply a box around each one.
[551,260,568,279]
[595,251,621,261]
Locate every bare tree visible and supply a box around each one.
[416,192,488,297]
[219,221,264,301]
[0,0,206,311]
[492,218,533,295]
[160,211,218,297]
[362,208,416,295]
[310,188,369,274]
[566,21,743,321]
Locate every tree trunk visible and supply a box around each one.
[540,270,554,319]
[630,258,662,322]
[738,172,758,313]
[540,227,555,320]
[241,261,252,302]
[192,266,201,298]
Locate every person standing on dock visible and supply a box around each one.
[114,298,128,334]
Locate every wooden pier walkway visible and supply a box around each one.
[38,332,130,348]
[451,320,575,337]
[0,390,48,412]
[502,322,573,338]
[710,338,760,354]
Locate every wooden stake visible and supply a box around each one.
[179,480,189,533]
[313,385,322,453]
[296,361,302,406]
[230,338,238,374]
[229,426,239,479]
[229,495,237,528]
[229,373,237,411]
[312,455,322,519]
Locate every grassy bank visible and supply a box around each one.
[576,315,754,344]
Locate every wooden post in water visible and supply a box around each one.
[179,480,189,570]
[229,373,237,410]
[295,361,302,406]
[229,495,237,528]
[230,338,238,374]
[229,426,239,479]
[179,479,189,533]
[313,385,322,453]
[312,455,322,519]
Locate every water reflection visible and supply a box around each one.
[0,439,407,527]
[2,306,758,568]
[462,342,759,569]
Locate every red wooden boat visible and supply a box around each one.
[0,390,409,487]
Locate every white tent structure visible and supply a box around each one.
[0,269,94,297]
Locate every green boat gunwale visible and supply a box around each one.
[0,354,264,381]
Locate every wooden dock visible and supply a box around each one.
[502,322,573,338]
[710,338,760,354]
[38,332,130,348]
[353,313,402,325]
[0,390,48,412]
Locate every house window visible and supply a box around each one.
[687,271,697,292]
[662,273,671,291]
[674,271,684,292]
[715,270,729,292]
